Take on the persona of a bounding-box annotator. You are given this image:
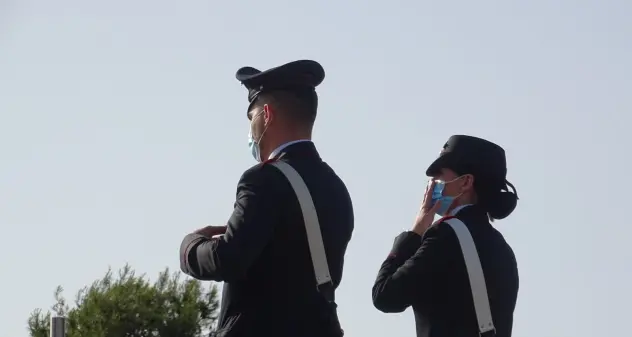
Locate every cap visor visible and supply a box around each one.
[426,153,456,176]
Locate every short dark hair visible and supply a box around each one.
[252,90,318,125]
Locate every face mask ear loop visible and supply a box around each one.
[445,174,469,191]
[257,123,270,144]
[249,110,266,143]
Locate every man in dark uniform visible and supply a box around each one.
[180,60,354,337]
[372,135,520,337]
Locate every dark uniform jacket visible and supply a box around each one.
[180,141,354,337]
[372,205,519,337]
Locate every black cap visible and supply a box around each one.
[235,60,325,114]
[427,135,512,188]
[427,135,519,219]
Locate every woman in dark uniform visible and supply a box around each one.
[372,135,520,337]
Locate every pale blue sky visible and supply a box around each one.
[1,1,630,336]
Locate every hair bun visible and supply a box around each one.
[487,191,518,220]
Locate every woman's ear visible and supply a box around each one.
[463,174,476,192]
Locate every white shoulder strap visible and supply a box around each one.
[443,218,496,336]
[270,161,333,286]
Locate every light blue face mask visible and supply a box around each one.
[248,111,268,162]
[248,130,261,162]
[431,177,465,216]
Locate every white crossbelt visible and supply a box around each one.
[270,161,333,287]
[443,218,496,336]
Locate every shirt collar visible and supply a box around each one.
[450,204,473,216]
[268,139,311,160]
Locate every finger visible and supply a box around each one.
[423,180,437,206]
[430,200,441,212]
[423,180,435,201]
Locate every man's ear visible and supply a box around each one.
[263,104,274,124]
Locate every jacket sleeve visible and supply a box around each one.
[372,223,454,313]
[180,165,280,282]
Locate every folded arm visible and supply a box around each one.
[180,165,280,282]
[372,224,453,313]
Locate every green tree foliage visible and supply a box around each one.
[28,264,219,337]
